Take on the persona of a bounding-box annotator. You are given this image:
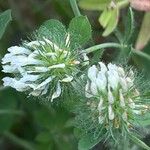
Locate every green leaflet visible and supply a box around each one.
[38,19,67,47]
[38,16,91,49]
[0,9,12,40]
[99,7,119,37]
[135,12,150,50]
[68,16,92,49]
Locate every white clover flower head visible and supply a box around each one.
[2,36,83,102]
[85,62,149,130]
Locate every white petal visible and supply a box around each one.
[108,87,115,104]
[107,70,119,90]
[96,71,107,91]
[119,77,128,92]
[11,56,42,67]
[27,67,49,73]
[2,77,14,87]
[107,64,120,90]
[126,77,133,88]
[51,82,61,102]
[3,77,29,92]
[90,81,98,95]
[43,38,60,51]
[117,66,125,77]
[41,84,49,95]
[122,111,128,121]
[99,62,107,73]
[88,65,98,81]
[20,74,40,82]
[27,41,45,47]
[132,110,142,115]
[34,77,53,90]
[134,89,140,97]
[29,59,43,65]
[128,98,135,109]
[2,53,13,64]
[48,63,65,69]
[28,50,39,58]
[2,65,17,73]
[11,55,28,66]
[61,76,73,82]
[85,81,93,98]
[97,98,104,112]
[14,81,29,92]
[119,89,125,108]
[70,60,80,65]
[134,104,148,109]
[8,46,31,55]
[34,67,49,72]
[82,53,89,66]
[30,89,42,96]
[107,63,118,71]
[30,84,48,96]
[46,52,57,59]
[18,67,26,75]
[98,116,104,124]
[108,105,115,120]
[128,69,134,79]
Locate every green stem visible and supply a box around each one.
[4,132,35,150]
[70,0,81,17]
[82,43,125,54]
[83,42,150,62]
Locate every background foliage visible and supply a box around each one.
[0,0,150,150]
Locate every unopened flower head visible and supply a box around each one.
[85,62,149,133]
[2,35,87,102]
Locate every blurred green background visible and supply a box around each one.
[0,0,150,150]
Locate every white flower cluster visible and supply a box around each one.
[85,62,148,128]
[2,37,82,101]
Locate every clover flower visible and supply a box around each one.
[2,36,86,101]
[72,61,149,148]
[82,62,149,137]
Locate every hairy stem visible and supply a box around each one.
[70,0,81,17]
[83,42,150,62]
[82,43,125,54]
